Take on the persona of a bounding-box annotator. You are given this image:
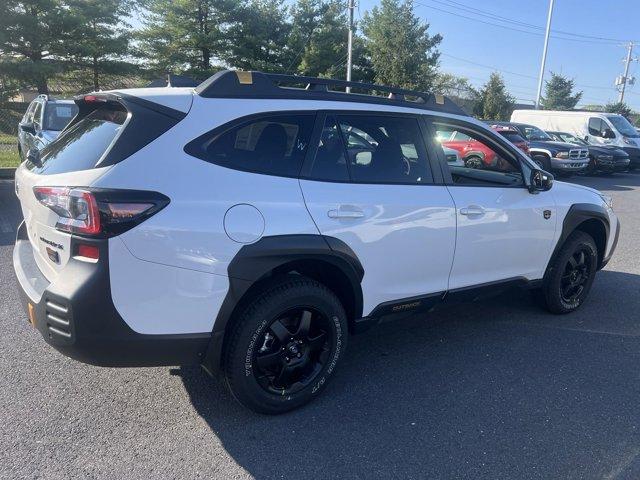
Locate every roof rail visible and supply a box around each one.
[37,93,49,101]
[195,70,467,116]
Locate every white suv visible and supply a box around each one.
[13,71,619,414]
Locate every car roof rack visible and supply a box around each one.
[195,70,467,116]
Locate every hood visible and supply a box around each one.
[558,181,602,197]
[587,145,628,156]
[527,140,577,151]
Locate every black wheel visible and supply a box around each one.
[584,157,597,175]
[464,155,483,169]
[532,154,551,172]
[540,231,598,314]
[223,275,348,414]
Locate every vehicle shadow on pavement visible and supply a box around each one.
[569,170,640,192]
[180,269,640,479]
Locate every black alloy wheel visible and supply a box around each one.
[559,247,592,304]
[254,307,331,395]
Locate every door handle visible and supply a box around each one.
[327,208,365,219]
[460,205,485,216]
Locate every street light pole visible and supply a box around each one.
[346,0,355,92]
[535,0,555,109]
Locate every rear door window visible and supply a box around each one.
[27,105,128,175]
[193,114,315,177]
[337,114,433,184]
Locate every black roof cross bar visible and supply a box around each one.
[195,70,467,116]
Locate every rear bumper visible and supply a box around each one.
[13,222,210,367]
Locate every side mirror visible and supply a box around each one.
[602,128,615,139]
[20,122,36,135]
[529,168,553,193]
[26,148,41,167]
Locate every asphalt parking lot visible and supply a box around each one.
[1,173,640,480]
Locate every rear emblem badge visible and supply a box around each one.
[544,210,552,219]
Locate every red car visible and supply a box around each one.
[489,125,530,156]
[438,126,530,169]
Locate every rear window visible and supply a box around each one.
[44,102,79,131]
[27,105,127,175]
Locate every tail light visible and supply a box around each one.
[33,187,169,237]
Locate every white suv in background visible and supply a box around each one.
[13,71,619,414]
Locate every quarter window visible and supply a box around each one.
[196,114,315,177]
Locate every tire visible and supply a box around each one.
[223,275,348,414]
[584,157,597,175]
[532,154,551,172]
[540,231,598,314]
[464,155,483,169]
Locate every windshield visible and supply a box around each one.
[43,102,79,131]
[607,115,639,137]
[28,106,127,175]
[559,133,588,145]
[521,125,552,141]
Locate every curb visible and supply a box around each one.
[0,168,16,179]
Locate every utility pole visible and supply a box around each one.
[618,42,635,103]
[346,0,355,92]
[535,0,555,109]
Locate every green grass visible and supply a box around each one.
[0,149,20,168]
[0,133,17,145]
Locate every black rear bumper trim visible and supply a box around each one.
[13,222,210,367]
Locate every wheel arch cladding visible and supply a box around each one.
[203,234,364,372]
[550,203,609,271]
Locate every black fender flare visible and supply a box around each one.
[546,203,610,273]
[203,234,364,373]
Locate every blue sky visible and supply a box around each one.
[356,0,640,109]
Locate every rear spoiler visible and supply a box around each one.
[60,92,188,169]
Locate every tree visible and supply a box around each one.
[286,0,373,82]
[540,72,582,110]
[473,72,514,120]
[64,0,132,90]
[433,73,475,98]
[361,0,441,91]
[137,0,240,77]
[604,101,632,119]
[0,0,72,93]
[221,0,291,73]
[287,0,346,77]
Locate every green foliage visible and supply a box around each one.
[540,72,582,110]
[221,0,291,73]
[361,0,441,91]
[473,72,514,120]
[0,0,71,93]
[604,101,632,119]
[63,0,133,89]
[433,73,475,98]
[137,0,240,76]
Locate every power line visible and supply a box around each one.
[415,0,629,46]
[424,0,634,44]
[440,53,617,92]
